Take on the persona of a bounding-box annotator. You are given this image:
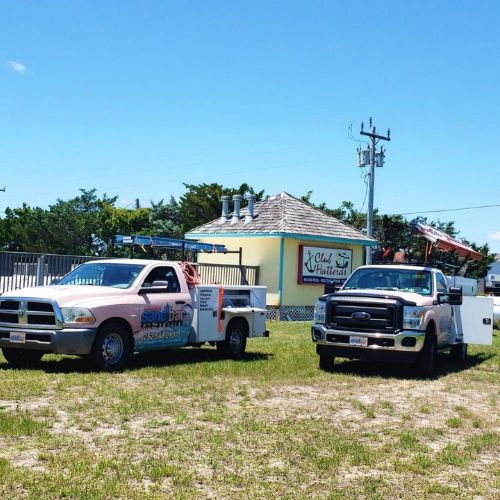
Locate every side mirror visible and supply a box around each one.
[437,292,449,304]
[138,280,169,294]
[324,282,341,294]
[448,286,463,305]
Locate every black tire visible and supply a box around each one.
[416,330,437,377]
[217,320,247,358]
[450,343,467,364]
[319,353,335,371]
[89,322,132,371]
[2,348,44,367]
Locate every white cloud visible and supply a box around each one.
[7,60,27,73]
[488,231,500,241]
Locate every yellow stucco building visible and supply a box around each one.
[185,192,376,319]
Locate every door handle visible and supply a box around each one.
[175,300,186,305]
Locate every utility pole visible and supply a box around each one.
[358,118,391,264]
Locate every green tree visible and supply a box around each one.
[96,204,151,255]
[373,214,414,260]
[149,197,183,239]
[0,189,125,255]
[180,182,265,233]
[302,192,369,229]
[1,204,50,252]
[46,189,118,254]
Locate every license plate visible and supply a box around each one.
[10,332,26,344]
[349,336,367,347]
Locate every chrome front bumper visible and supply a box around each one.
[311,324,425,352]
[0,327,97,355]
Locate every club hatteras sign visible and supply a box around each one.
[298,245,353,284]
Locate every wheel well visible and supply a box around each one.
[426,320,436,336]
[227,317,249,337]
[98,318,134,345]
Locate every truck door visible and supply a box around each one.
[134,266,192,351]
[435,272,452,346]
[455,296,493,345]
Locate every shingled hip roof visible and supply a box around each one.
[186,192,377,246]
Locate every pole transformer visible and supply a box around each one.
[359,118,391,265]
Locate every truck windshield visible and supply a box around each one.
[343,268,433,296]
[56,263,145,289]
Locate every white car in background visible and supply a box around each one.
[485,261,500,294]
[494,296,500,328]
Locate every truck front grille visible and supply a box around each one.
[326,297,403,333]
[0,299,59,328]
[329,302,395,331]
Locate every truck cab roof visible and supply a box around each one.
[356,264,437,273]
[86,258,176,266]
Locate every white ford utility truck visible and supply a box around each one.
[312,265,493,376]
[0,259,268,371]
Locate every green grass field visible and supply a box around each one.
[0,323,498,499]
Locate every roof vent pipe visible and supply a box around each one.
[220,195,230,222]
[245,193,256,223]
[231,194,242,224]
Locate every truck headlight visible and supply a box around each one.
[313,301,326,324]
[403,306,424,330]
[60,307,95,325]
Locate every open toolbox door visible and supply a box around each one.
[452,296,493,345]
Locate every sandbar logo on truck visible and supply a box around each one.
[141,305,184,326]
[136,304,193,350]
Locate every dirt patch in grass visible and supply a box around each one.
[0,397,52,413]
[11,448,47,473]
[0,325,498,498]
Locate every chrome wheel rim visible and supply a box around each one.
[229,329,243,351]
[101,333,123,364]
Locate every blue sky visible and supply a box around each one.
[1,1,499,252]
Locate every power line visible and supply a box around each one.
[104,154,342,191]
[347,123,368,145]
[398,203,500,216]
[359,168,369,213]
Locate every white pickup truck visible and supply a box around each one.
[312,265,493,376]
[0,259,268,371]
